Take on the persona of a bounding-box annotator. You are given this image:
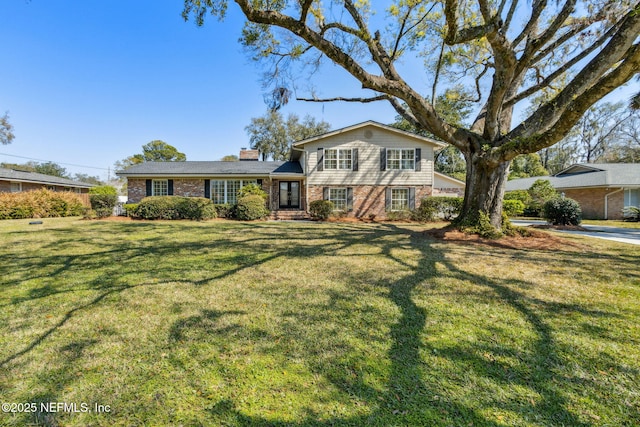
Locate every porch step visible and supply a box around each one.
[270,210,310,221]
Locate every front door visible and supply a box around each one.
[279,181,300,209]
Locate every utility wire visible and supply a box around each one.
[0,152,109,171]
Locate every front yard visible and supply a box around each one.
[0,218,638,426]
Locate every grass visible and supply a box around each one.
[0,217,639,426]
[581,219,640,229]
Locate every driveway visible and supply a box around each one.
[511,220,640,246]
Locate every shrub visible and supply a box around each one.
[623,206,640,222]
[0,189,84,219]
[135,196,216,220]
[309,200,334,220]
[504,189,532,206]
[177,197,217,220]
[235,195,269,221]
[413,197,463,222]
[214,204,235,219]
[528,179,558,217]
[123,203,139,217]
[543,197,582,225]
[502,199,525,217]
[90,194,118,218]
[237,183,267,200]
[89,185,117,196]
[386,209,413,221]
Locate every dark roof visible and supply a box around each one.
[505,163,640,191]
[0,167,94,188]
[116,161,303,176]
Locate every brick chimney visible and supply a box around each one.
[239,148,260,161]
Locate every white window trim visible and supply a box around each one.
[324,148,352,170]
[152,179,168,196]
[328,187,348,211]
[210,179,258,204]
[390,188,410,211]
[10,181,22,193]
[386,148,415,171]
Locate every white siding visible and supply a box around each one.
[305,126,437,186]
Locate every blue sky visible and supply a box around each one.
[1,0,398,180]
[1,1,637,181]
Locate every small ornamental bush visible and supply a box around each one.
[89,185,118,196]
[237,183,267,200]
[123,203,139,217]
[622,206,640,221]
[504,190,532,206]
[413,197,463,222]
[502,199,525,217]
[214,204,235,219]
[543,197,582,225]
[0,189,84,219]
[135,196,216,220]
[309,200,334,220]
[235,195,269,220]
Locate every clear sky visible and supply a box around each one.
[0,0,399,180]
[1,1,637,181]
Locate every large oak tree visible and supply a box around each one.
[183,0,640,231]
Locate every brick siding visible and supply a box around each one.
[308,184,432,219]
[562,188,625,220]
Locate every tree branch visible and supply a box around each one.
[296,95,390,103]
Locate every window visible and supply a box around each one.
[10,182,22,193]
[390,188,410,211]
[328,188,348,211]
[210,180,257,204]
[387,149,415,170]
[152,179,168,196]
[324,149,352,170]
[626,188,639,207]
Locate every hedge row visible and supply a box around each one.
[128,196,217,220]
[0,189,85,220]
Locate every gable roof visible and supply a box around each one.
[505,163,640,191]
[292,120,447,149]
[0,167,94,188]
[116,161,302,177]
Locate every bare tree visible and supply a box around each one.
[184,0,640,232]
[1,112,15,145]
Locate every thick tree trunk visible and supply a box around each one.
[454,154,511,231]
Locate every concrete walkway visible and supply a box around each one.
[511,220,640,246]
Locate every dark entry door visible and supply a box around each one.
[279,181,300,208]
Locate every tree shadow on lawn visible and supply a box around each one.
[1,221,637,426]
[163,224,636,426]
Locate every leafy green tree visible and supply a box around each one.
[221,155,239,161]
[528,179,559,216]
[34,162,69,178]
[115,140,186,171]
[245,112,330,160]
[73,173,104,185]
[392,87,472,181]
[184,0,640,233]
[509,154,549,179]
[0,112,14,145]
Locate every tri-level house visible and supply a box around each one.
[117,121,465,219]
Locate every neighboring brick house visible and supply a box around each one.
[117,121,465,219]
[505,163,640,220]
[0,167,93,195]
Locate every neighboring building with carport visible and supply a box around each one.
[505,163,640,220]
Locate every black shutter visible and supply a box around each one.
[409,187,416,209]
[145,179,152,197]
[204,180,210,199]
[323,187,329,200]
[317,148,324,171]
[385,188,392,211]
[415,148,422,171]
[257,179,263,186]
[380,148,387,171]
[347,188,354,211]
[168,179,174,196]
[352,148,359,171]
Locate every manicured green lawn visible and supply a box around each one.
[0,218,638,426]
